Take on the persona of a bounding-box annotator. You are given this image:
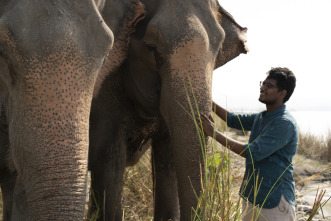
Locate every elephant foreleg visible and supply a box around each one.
[152,128,180,221]
[89,139,126,221]
[11,176,28,220]
[0,172,15,221]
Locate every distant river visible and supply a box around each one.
[290,110,331,138]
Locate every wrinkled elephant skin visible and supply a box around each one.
[89,0,247,220]
[0,0,113,220]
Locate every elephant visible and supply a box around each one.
[0,0,114,220]
[88,0,248,220]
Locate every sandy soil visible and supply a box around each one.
[293,155,331,221]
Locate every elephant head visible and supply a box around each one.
[0,0,113,219]
[125,0,247,219]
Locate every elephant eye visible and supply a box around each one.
[146,44,162,68]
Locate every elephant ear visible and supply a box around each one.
[214,2,249,69]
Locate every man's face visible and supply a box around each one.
[259,78,285,105]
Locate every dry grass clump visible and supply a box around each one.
[298,129,331,162]
[121,149,154,221]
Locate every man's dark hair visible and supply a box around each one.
[266,67,296,103]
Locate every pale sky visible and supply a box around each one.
[213,0,331,112]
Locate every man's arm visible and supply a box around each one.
[201,114,246,158]
[243,119,297,163]
[212,101,229,122]
[214,130,246,158]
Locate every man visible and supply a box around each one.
[201,67,298,221]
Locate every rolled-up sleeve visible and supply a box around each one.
[244,119,295,164]
[227,112,257,131]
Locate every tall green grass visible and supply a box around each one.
[0,100,330,220]
[190,111,242,221]
[191,114,330,221]
[0,133,329,221]
[184,81,330,220]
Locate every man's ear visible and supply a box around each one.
[280,89,287,99]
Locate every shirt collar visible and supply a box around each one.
[262,105,286,118]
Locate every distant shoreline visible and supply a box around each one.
[227,109,331,138]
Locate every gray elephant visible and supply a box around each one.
[88,0,248,220]
[0,0,113,220]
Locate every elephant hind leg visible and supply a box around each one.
[152,129,180,221]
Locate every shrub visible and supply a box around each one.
[297,129,331,162]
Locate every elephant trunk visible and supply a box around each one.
[4,36,111,219]
[160,75,212,220]
[159,34,215,219]
[0,0,113,218]
[9,89,93,219]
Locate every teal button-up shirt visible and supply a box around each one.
[227,105,298,208]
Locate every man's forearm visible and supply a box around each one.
[212,101,229,122]
[214,130,246,158]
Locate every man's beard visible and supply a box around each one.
[259,97,277,105]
